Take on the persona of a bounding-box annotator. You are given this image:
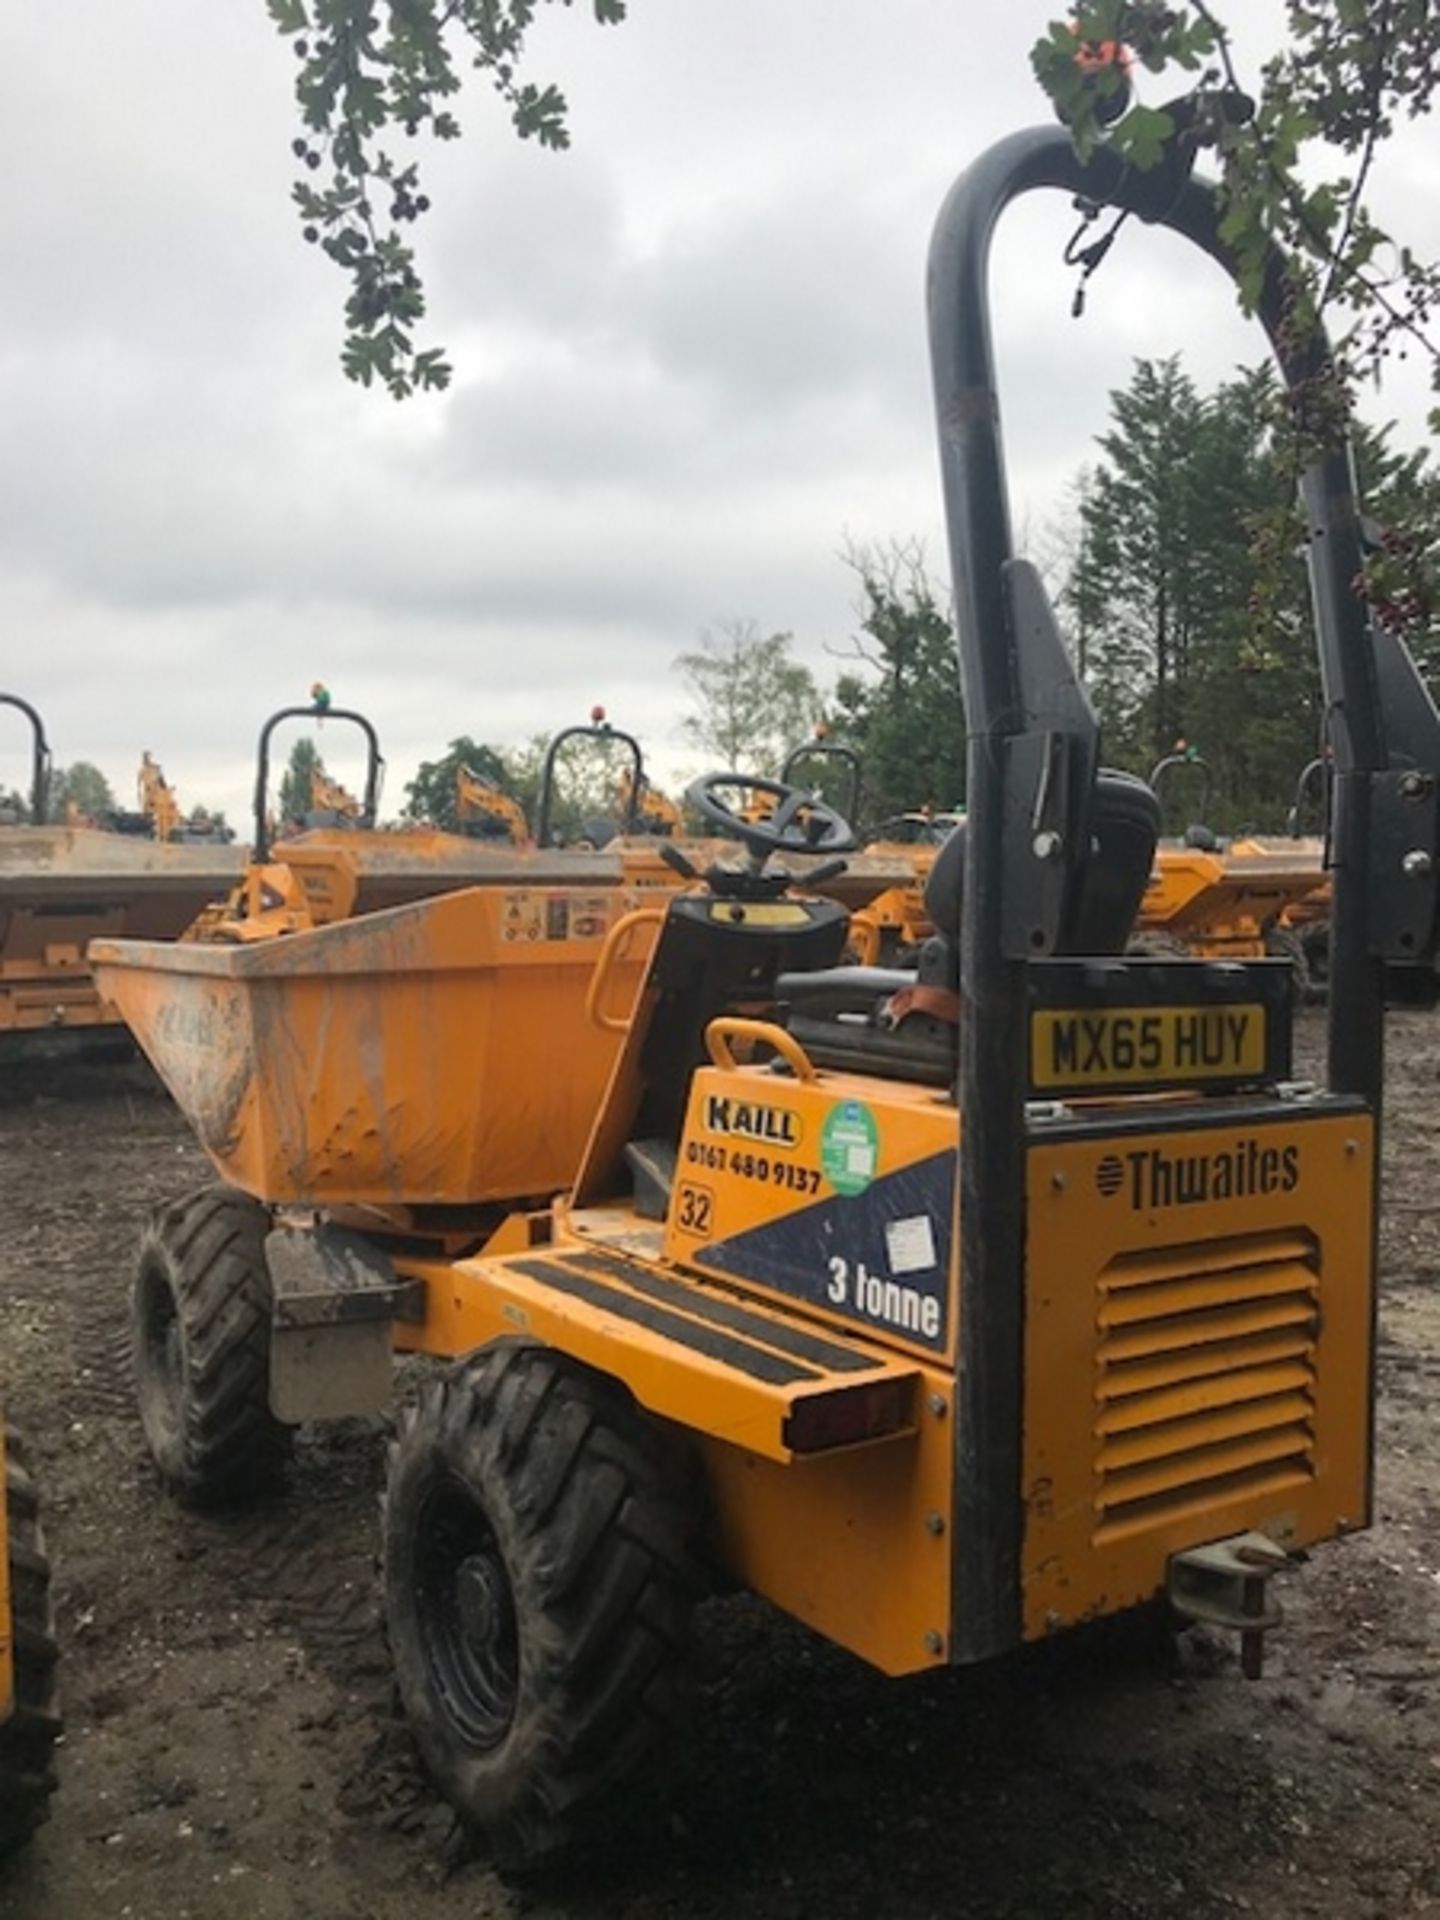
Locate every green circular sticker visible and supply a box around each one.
[821,1100,879,1197]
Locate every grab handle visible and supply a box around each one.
[585,908,664,1033]
[705,1017,818,1082]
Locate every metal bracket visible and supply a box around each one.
[1367,767,1440,962]
[1168,1530,1288,1679]
[1001,730,1073,959]
[266,1226,419,1423]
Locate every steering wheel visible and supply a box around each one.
[687,772,857,861]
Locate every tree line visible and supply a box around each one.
[18,350,1424,843]
[0,759,231,836]
[390,350,1436,842]
[666,356,1438,837]
[1063,355,1438,829]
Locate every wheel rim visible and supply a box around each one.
[137,1263,186,1444]
[414,1477,519,1751]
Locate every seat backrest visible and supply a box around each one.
[1064,768,1160,951]
[923,768,1158,956]
[923,560,1158,959]
[923,816,967,934]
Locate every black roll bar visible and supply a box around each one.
[929,121,1404,1659]
[535,719,644,848]
[1149,750,1213,832]
[779,738,863,826]
[1288,755,1330,839]
[253,703,384,860]
[0,694,53,825]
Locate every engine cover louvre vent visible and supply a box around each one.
[1094,1228,1319,1542]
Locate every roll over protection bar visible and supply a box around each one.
[780,739,864,826]
[535,720,644,848]
[928,120,1440,1659]
[1150,751,1214,833]
[0,694,52,826]
[253,703,384,860]
[1288,755,1330,839]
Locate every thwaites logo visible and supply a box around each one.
[703,1095,802,1148]
[1096,1136,1300,1211]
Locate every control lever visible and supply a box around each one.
[658,841,700,882]
[801,857,849,888]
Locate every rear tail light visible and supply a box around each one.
[784,1376,916,1453]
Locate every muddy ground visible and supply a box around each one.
[2,1009,1439,1920]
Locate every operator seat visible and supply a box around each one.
[775,772,1158,1086]
[921,766,1159,963]
[1071,768,1163,948]
[779,560,1161,1079]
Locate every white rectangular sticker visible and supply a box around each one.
[885,1214,938,1275]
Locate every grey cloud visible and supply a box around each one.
[622,180,923,410]
[3,0,1427,840]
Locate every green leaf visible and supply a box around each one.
[412,348,453,391]
[342,335,380,387]
[511,80,569,145]
[1178,16,1218,61]
[324,227,369,267]
[1110,104,1176,172]
[1301,184,1340,237]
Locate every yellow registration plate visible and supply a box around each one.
[1030,1002,1267,1091]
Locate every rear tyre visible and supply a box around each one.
[1126,929,1189,960]
[132,1185,291,1505]
[0,1424,61,1857]
[1264,925,1312,1006]
[384,1343,701,1868]
[1299,923,1330,1003]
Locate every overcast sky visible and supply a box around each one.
[2,2,1436,826]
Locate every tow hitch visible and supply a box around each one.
[1167,1531,1289,1679]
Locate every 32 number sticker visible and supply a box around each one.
[675,1183,713,1237]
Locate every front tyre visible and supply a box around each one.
[132,1185,292,1505]
[0,1423,61,1857]
[384,1344,701,1868]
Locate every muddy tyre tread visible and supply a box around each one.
[1264,924,1312,1005]
[1298,921,1330,1003]
[1126,928,1191,959]
[384,1343,701,1868]
[0,1423,61,1857]
[133,1185,291,1505]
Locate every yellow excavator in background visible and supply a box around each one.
[615,768,682,838]
[209,699,907,942]
[456,767,530,846]
[308,765,363,824]
[136,752,182,843]
[0,695,242,1053]
[121,752,233,847]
